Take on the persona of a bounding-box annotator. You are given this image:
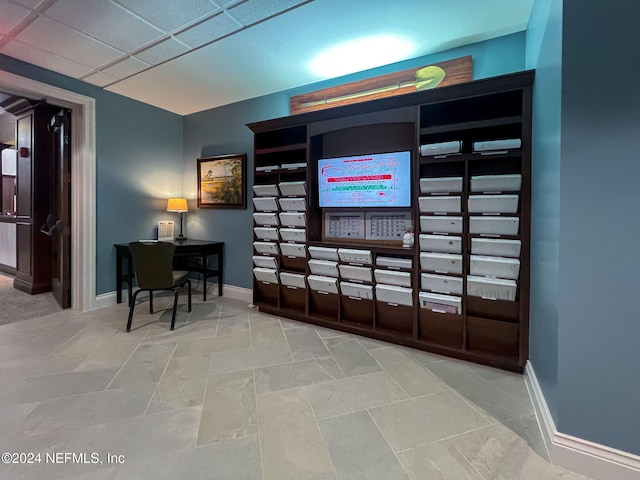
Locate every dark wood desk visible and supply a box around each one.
[115,240,224,305]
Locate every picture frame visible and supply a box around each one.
[197,153,247,209]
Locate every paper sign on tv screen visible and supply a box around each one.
[318,151,411,208]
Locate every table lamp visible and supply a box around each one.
[167,198,188,240]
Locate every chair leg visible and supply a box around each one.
[127,289,142,332]
[170,290,179,330]
[149,290,154,314]
[187,279,192,312]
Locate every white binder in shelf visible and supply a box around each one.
[337,248,372,264]
[253,267,279,283]
[473,138,521,152]
[307,274,339,294]
[468,194,519,213]
[420,215,463,233]
[419,252,463,274]
[252,184,279,196]
[253,212,279,226]
[278,197,307,211]
[279,242,306,258]
[281,162,307,170]
[375,284,413,306]
[467,275,517,301]
[421,273,463,295]
[469,216,519,235]
[338,265,372,282]
[471,174,522,192]
[279,228,306,243]
[253,227,279,241]
[374,269,412,287]
[252,197,279,211]
[253,241,279,255]
[340,282,373,300]
[280,272,306,289]
[252,255,278,269]
[470,255,520,280]
[418,196,461,213]
[255,165,278,172]
[376,256,413,270]
[419,140,462,156]
[471,238,521,258]
[279,211,306,227]
[308,246,339,261]
[419,291,462,314]
[308,259,339,277]
[419,176,463,193]
[278,181,306,196]
[419,234,462,253]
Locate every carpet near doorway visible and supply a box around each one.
[0,273,62,326]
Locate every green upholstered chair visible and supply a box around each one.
[127,241,192,331]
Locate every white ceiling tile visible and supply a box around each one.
[10,0,46,8]
[82,70,121,87]
[228,0,309,26]
[101,56,150,79]
[15,16,124,69]
[0,40,93,77]
[0,0,32,35]
[134,37,189,65]
[114,0,220,32]
[44,0,164,52]
[175,12,241,48]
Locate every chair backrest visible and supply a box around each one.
[128,241,176,289]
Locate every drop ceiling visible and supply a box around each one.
[0,0,534,116]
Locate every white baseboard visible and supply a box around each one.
[525,363,640,480]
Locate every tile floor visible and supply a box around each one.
[0,293,592,480]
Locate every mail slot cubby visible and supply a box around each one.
[280,285,306,313]
[375,301,413,335]
[341,296,374,328]
[280,254,307,273]
[466,296,519,323]
[466,316,519,358]
[254,280,279,307]
[418,309,464,349]
[309,290,339,321]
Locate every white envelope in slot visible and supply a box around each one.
[253,227,279,241]
[280,272,306,288]
[278,197,307,211]
[308,259,339,277]
[340,282,373,299]
[468,194,519,213]
[419,252,463,274]
[471,238,521,258]
[374,269,412,287]
[376,256,413,270]
[419,234,462,253]
[469,216,519,235]
[279,211,306,227]
[338,265,372,282]
[281,162,307,170]
[307,274,339,294]
[418,196,461,213]
[337,248,372,264]
[255,165,278,172]
[253,267,279,283]
[308,246,339,261]
[279,228,306,243]
[419,177,463,193]
[253,212,279,226]
[420,215,463,233]
[278,181,307,196]
[421,273,463,295]
[471,174,522,192]
[375,284,413,306]
[470,255,520,280]
[252,197,279,211]
[467,275,517,301]
[252,184,279,196]
[253,242,279,255]
[473,138,521,152]
[252,255,278,269]
[279,242,306,258]
[419,140,462,156]
[418,291,462,314]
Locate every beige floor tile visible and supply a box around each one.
[74,329,148,371]
[108,341,176,389]
[323,335,382,377]
[249,315,288,347]
[173,332,250,357]
[208,344,292,375]
[283,324,331,361]
[255,357,344,394]
[397,439,484,480]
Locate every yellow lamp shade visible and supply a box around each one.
[167,198,188,213]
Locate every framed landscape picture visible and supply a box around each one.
[197,154,246,209]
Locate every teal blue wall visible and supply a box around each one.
[0,54,184,296]
[184,32,527,289]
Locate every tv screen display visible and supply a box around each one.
[318,151,411,208]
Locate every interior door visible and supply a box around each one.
[49,109,71,308]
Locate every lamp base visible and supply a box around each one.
[175,234,187,241]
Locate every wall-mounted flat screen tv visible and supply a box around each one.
[318,151,411,208]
